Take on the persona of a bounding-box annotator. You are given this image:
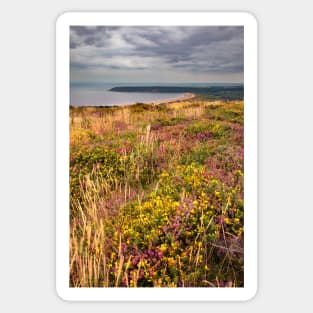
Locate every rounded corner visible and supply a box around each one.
[241,12,258,28]
[56,12,72,28]
[55,285,71,302]
[242,284,258,302]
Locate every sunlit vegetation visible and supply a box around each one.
[70,98,244,287]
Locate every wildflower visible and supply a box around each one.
[167,257,176,266]
[160,243,167,252]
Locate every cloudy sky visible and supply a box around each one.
[70,26,243,84]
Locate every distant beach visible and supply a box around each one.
[148,93,195,105]
[70,83,243,107]
[116,93,195,107]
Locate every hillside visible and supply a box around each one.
[109,86,244,100]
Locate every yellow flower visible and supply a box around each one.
[167,257,176,266]
[171,242,178,249]
[160,243,167,252]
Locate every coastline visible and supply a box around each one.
[148,93,195,105]
[116,92,195,108]
[70,93,196,108]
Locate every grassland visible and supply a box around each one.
[70,97,244,287]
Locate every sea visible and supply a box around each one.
[70,82,240,107]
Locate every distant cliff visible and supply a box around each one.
[109,86,244,100]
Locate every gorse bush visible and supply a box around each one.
[186,120,231,139]
[70,100,244,287]
[205,102,244,125]
[70,144,159,209]
[70,163,243,287]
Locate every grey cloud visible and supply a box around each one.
[70,26,244,80]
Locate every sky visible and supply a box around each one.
[70,26,244,84]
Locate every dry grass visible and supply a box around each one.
[70,99,244,287]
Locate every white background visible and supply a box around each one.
[0,0,312,312]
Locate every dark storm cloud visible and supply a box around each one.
[70,26,243,80]
[70,26,112,48]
